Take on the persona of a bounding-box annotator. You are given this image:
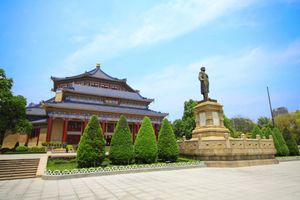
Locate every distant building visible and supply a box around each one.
[3,64,168,147]
[273,107,288,117]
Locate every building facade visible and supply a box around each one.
[3,64,168,147]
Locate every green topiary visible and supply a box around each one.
[77,115,106,168]
[283,128,299,156]
[262,127,273,139]
[109,115,134,165]
[251,125,262,139]
[157,118,179,162]
[134,116,157,164]
[15,145,28,152]
[272,128,289,156]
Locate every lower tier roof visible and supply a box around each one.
[44,101,168,118]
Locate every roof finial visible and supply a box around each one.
[96,63,101,69]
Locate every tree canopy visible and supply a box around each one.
[257,116,272,128]
[0,68,28,144]
[230,116,255,134]
[275,111,300,144]
[172,99,197,139]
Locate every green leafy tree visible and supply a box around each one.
[224,115,236,137]
[172,119,184,138]
[109,115,134,165]
[14,119,32,135]
[0,68,27,144]
[272,128,289,156]
[275,111,300,144]
[282,128,299,156]
[158,119,179,162]
[230,116,255,133]
[77,115,106,168]
[182,99,197,139]
[134,116,157,164]
[251,125,262,139]
[257,116,272,128]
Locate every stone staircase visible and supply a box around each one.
[0,159,40,181]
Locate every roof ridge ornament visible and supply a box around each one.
[96,63,101,69]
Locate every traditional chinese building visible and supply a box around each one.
[3,64,168,147]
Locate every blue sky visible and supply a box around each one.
[1,0,300,121]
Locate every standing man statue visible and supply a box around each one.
[198,67,209,101]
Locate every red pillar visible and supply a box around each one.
[62,118,68,144]
[153,123,158,140]
[132,123,135,143]
[46,117,53,142]
[83,119,88,131]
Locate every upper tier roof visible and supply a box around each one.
[51,65,126,82]
[63,84,154,103]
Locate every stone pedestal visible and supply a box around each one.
[192,101,229,138]
[178,100,278,167]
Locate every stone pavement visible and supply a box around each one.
[0,161,300,200]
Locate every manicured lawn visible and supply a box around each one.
[47,157,198,171]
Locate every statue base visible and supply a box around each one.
[177,100,277,167]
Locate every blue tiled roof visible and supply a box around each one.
[51,66,124,82]
[63,84,154,103]
[45,101,168,117]
[26,107,46,116]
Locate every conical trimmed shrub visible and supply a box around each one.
[272,128,289,156]
[77,115,106,168]
[251,125,262,139]
[283,128,299,156]
[109,115,134,165]
[158,119,179,162]
[262,127,273,139]
[134,116,157,164]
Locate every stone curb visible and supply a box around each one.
[276,157,300,162]
[42,163,205,180]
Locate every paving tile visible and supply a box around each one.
[1,161,300,200]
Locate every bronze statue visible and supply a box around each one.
[198,67,209,101]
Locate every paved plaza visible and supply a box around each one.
[0,161,300,200]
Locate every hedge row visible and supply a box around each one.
[15,146,47,153]
[250,126,299,156]
[77,115,179,167]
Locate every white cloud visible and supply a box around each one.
[60,0,257,72]
[133,40,300,121]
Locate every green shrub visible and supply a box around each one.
[272,128,289,156]
[283,128,299,156]
[251,125,262,139]
[49,141,62,148]
[134,116,157,164]
[15,146,28,152]
[224,115,236,137]
[109,115,134,165]
[41,142,48,147]
[28,146,47,153]
[262,127,272,139]
[77,115,106,168]
[66,145,73,152]
[157,118,179,162]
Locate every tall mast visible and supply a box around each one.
[267,86,275,126]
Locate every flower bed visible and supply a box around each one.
[43,160,203,180]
